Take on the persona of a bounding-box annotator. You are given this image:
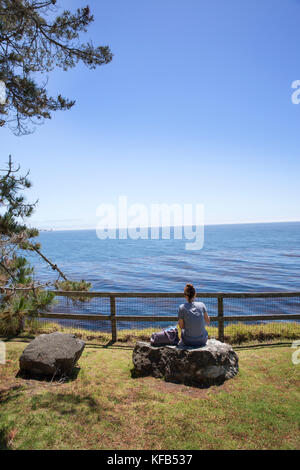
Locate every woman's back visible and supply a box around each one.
[178,301,208,346]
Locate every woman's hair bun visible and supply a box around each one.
[184,283,196,301]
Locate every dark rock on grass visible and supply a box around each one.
[132,338,238,388]
[19,332,85,380]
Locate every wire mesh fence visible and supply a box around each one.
[49,294,112,316]
[33,291,300,345]
[221,295,300,343]
[223,295,300,316]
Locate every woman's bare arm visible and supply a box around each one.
[204,311,210,325]
[178,318,184,329]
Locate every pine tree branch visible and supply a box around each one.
[31,245,68,281]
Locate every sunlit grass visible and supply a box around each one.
[10,317,300,347]
[0,341,299,450]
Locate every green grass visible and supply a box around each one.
[0,340,299,450]
[9,317,300,347]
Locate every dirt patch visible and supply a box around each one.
[0,375,67,402]
[140,375,235,399]
[0,383,23,402]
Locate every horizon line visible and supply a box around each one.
[32,219,300,232]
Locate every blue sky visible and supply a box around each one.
[1,0,300,229]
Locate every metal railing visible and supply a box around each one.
[38,291,300,342]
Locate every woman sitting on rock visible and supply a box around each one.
[178,283,210,347]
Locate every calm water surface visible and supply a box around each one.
[26,222,300,328]
[29,222,300,293]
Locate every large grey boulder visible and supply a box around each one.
[132,338,238,387]
[19,332,85,378]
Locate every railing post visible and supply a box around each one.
[218,295,224,342]
[110,295,117,342]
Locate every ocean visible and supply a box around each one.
[25,221,300,329]
[29,221,300,293]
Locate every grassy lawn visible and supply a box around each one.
[7,318,300,347]
[0,340,299,450]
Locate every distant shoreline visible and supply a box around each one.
[34,220,300,233]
